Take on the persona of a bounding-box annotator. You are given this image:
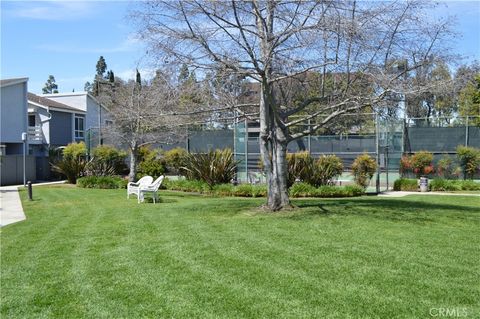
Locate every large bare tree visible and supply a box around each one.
[99,72,188,181]
[132,0,453,210]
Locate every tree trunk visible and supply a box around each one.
[128,143,138,182]
[259,80,292,211]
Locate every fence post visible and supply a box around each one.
[185,126,190,153]
[308,119,311,154]
[375,113,380,193]
[465,116,469,147]
[244,118,248,180]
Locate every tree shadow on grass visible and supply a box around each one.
[288,197,479,223]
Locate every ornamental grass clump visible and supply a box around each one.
[286,152,314,187]
[351,153,377,189]
[181,149,238,189]
[51,142,88,184]
[313,155,343,186]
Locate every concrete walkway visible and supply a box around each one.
[379,191,480,198]
[0,181,66,227]
[0,186,26,227]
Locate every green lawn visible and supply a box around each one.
[1,186,479,318]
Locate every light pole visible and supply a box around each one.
[21,132,27,186]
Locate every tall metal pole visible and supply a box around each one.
[308,119,311,154]
[375,113,380,193]
[22,132,27,186]
[244,118,248,180]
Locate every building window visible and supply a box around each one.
[105,120,113,126]
[28,115,36,127]
[75,116,85,140]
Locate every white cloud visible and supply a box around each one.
[7,1,96,21]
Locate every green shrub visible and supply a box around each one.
[429,179,460,192]
[436,155,455,179]
[163,148,188,174]
[286,152,314,187]
[138,147,166,178]
[233,184,255,197]
[251,185,267,197]
[92,145,127,174]
[63,141,87,159]
[393,178,418,191]
[289,183,364,198]
[429,179,480,191]
[410,151,434,178]
[181,149,238,188]
[164,179,210,193]
[213,184,235,196]
[289,182,317,197]
[344,185,365,196]
[312,155,343,186]
[456,146,480,179]
[460,180,480,191]
[232,184,267,197]
[315,185,340,197]
[77,176,127,189]
[315,185,364,198]
[351,154,377,188]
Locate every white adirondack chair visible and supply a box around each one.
[127,176,153,201]
[138,175,165,204]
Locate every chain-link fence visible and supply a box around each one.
[171,115,479,191]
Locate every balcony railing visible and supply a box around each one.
[28,125,43,143]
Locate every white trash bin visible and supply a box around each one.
[419,177,428,192]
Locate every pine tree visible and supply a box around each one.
[107,70,115,83]
[136,69,142,86]
[178,63,189,84]
[96,56,107,77]
[42,75,59,94]
[84,81,93,92]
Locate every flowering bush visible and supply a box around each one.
[410,151,434,178]
[399,155,412,177]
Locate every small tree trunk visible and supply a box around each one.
[128,143,138,182]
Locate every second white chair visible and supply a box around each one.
[138,175,165,204]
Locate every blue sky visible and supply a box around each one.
[1,1,479,94]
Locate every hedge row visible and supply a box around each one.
[393,178,480,192]
[164,179,364,198]
[77,176,128,189]
[289,182,365,198]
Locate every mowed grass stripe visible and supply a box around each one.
[1,188,98,318]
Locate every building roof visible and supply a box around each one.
[0,77,28,88]
[28,92,85,113]
[42,91,109,112]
